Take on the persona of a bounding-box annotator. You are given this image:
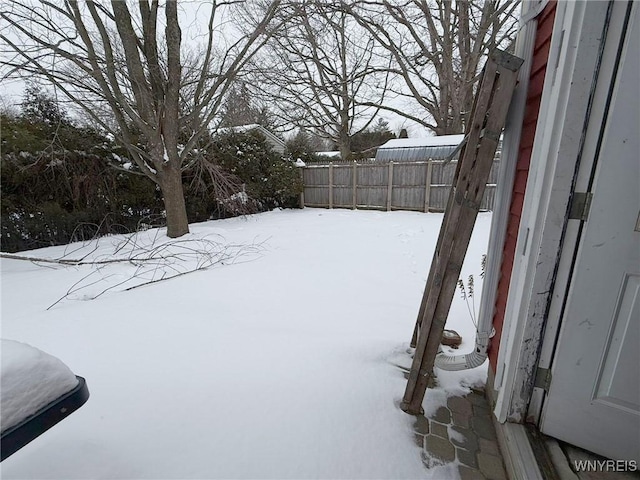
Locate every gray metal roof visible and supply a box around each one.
[375,134,465,162]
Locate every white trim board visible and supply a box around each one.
[495,422,544,480]
[478,0,540,394]
[488,368,544,480]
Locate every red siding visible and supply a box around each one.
[488,1,557,371]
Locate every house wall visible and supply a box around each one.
[488,1,557,371]
[490,0,617,424]
[481,1,635,474]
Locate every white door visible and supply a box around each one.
[539,3,640,462]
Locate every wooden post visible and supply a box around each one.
[402,49,523,415]
[328,163,334,209]
[424,160,432,213]
[387,161,394,211]
[299,167,305,208]
[352,161,358,209]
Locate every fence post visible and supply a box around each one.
[352,161,357,209]
[328,163,334,209]
[387,161,394,211]
[424,159,432,213]
[299,167,305,208]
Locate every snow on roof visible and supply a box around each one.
[378,134,465,149]
[1,339,78,432]
[316,151,341,157]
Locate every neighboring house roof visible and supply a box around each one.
[316,151,342,158]
[375,134,465,162]
[217,124,286,154]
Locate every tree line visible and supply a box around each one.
[0,1,519,239]
[1,85,302,252]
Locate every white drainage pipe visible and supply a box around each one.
[435,329,494,371]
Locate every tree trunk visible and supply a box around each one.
[338,124,351,161]
[158,165,190,238]
[338,140,351,161]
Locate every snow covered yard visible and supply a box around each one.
[0,208,491,479]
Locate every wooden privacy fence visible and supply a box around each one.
[300,158,499,212]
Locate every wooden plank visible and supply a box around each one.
[328,163,334,209]
[424,160,433,213]
[352,162,357,209]
[402,49,523,415]
[387,162,394,211]
[299,168,305,208]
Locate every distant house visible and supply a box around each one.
[374,134,466,162]
[315,151,342,160]
[217,124,286,155]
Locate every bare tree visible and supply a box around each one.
[343,0,520,135]
[1,1,283,238]
[218,80,275,129]
[247,0,393,160]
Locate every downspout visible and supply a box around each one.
[435,329,495,371]
[435,0,546,372]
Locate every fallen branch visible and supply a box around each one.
[44,237,265,310]
[2,228,266,309]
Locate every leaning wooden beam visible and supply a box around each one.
[409,56,499,349]
[402,50,523,415]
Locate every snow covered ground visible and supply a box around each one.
[0,208,491,479]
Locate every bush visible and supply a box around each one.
[205,131,303,211]
[1,89,302,252]
[0,112,163,252]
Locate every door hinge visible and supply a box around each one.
[534,367,552,392]
[568,192,593,221]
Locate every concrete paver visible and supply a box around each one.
[432,406,452,424]
[413,415,430,435]
[430,421,449,439]
[409,388,507,479]
[425,434,456,463]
